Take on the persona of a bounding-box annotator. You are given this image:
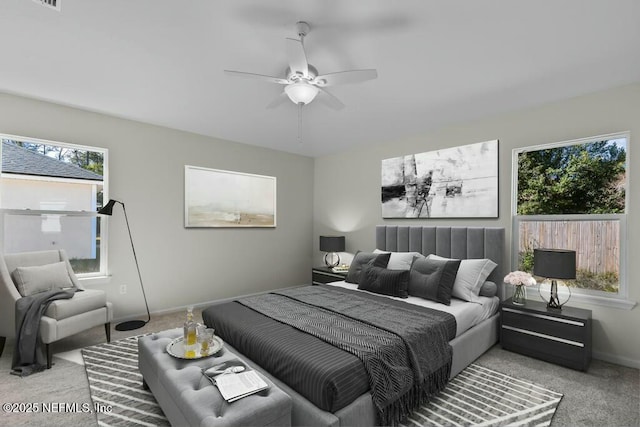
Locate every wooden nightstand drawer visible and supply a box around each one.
[502,307,587,344]
[501,327,588,371]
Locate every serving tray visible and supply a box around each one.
[166,336,224,359]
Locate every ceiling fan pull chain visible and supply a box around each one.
[298,102,303,144]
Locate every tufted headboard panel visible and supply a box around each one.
[376,226,506,298]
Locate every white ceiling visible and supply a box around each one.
[1,1,639,157]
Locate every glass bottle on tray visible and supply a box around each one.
[183,306,197,358]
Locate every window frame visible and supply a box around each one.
[0,133,109,281]
[511,131,635,310]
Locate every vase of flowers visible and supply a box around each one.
[504,271,536,305]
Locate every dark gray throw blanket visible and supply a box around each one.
[240,286,455,426]
[11,289,75,377]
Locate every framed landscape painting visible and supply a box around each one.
[381,140,498,218]
[185,166,276,228]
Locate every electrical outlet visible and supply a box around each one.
[119,285,127,294]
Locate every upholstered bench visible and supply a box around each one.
[138,328,292,427]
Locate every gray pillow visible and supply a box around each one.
[408,257,461,305]
[357,265,410,298]
[427,255,497,302]
[372,249,422,270]
[345,251,391,284]
[479,281,498,297]
[12,261,75,297]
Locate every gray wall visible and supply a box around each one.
[313,82,640,368]
[0,92,314,320]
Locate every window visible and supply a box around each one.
[0,134,108,278]
[512,132,633,308]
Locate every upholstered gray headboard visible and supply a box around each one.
[376,226,506,299]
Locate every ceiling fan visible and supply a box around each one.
[224,21,378,110]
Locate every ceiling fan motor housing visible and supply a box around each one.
[286,65,318,82]
[295,21,310,38]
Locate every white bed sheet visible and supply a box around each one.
[325,281,499,337]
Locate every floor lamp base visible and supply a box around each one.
[115,320,148,331]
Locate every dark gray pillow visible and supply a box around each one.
[357,264,410,298]
[408,257,461,305]
[345,251,391,284]
[479,281,498,297]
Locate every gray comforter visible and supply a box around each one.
[203,285,456,426]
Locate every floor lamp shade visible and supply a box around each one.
[97,199,118,216]
[98,199,150,331]
[533,248,576,309]
[320,235,345,268]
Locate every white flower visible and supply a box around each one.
[504,271,536,286]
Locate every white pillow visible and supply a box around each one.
[373,249,422,270]
[12,261,75,297]
[427,255,497,302]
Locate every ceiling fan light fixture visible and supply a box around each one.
[285,81,319,105]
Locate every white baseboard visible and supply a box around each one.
[112,284,305,324]
[593,350,640,369]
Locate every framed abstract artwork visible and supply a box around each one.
[381,140,498,218]
[185,165,276,227]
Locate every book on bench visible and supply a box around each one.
[215,370,269,402]
[202,361,269,402]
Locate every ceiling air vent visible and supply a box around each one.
[32,0,61,12]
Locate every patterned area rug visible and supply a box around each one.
[403,364,563,427]
[83,337,562,427]
[81,335,169,426]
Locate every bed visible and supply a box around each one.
[203,225,505,426]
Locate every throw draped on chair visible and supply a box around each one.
[0,249,112,374]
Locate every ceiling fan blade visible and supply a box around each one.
[285,38,308,78]
[224,70,288,85]
[313,69,378,86]
[266,92,290,109]
[316,87,345,110]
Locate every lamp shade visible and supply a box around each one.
[97,199,119,215]
[285,81,319,105]
[533,248,576,279]
[319,236,345,253]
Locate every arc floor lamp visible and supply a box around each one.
[98,199,150,331]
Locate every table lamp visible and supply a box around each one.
[319,236,345,268]
[533,248,576,309]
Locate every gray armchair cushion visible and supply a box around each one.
[12,261,75,297]
[44,288,107,320]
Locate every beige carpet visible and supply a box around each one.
[83,336,562,427]
[1,307,638,427]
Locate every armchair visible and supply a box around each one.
[0,249,112,369]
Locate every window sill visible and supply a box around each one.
[522,286,637,310]
[564,292,637,310]
[78,275,111,286]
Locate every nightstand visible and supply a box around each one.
[500,297,592,371]
[312,267,347,285]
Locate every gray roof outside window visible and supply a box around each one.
[1,141,103,181]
